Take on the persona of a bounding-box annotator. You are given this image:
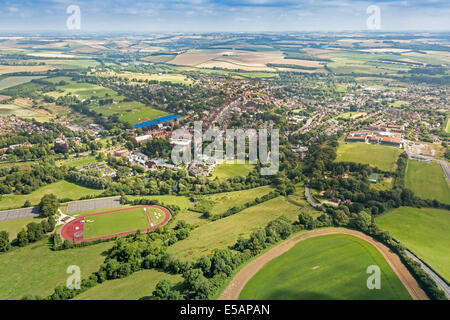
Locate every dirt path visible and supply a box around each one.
[218,228,429,300]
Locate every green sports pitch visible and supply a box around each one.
[83,206,167,239]
[239,234,411,300]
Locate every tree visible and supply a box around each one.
[0,231,10,252]
[39,194,59,217]
[298,212,314,229]
[354,211,372,232]
[16,229,29,247]
[152,280,182,300]
[23,200,32,208]
[332,210,349,226]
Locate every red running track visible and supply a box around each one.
[60,205,171,244]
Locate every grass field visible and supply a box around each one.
[83,206,166,239]
[239,234,411,300]
[0,104,37,117]
[376,207,450,281]
[446,118,450,134]
[0,216,45,240]
[74,269,182,300]
[335,141,402,172]
[0,180,103,210]
[210,161,255,180]
[336,112,367,119]
[405,161,450,204]
[0,76,46,90]
[168,195,316,260]
[0,239,112,299]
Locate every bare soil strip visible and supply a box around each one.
[218,228,428,300]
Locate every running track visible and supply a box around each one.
[61,206,171,243]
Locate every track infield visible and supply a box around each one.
[61,206,170,243]
[218,228,428,300]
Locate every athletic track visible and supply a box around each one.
[60,205,171,244]
[218,228,429,300]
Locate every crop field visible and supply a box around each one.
[97,71,193,85]
[0,104,37,117]
[45,77,118,99]
[405,161,450,204]
[0,76,46,90]
[239,234,411,300]
[446,118,450,134]
[168,196,315,260]
[335,141,402,172]
[0,180,103,210]
[0,239,112,299]
[74,269,182,300]
[376,207,450,281]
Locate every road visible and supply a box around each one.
[405,250,450,298]
[305,186,321,208]
[437,160,450,183]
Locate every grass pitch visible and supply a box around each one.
[405,160,450,204]
[239,234,411,300]
[335,141,402,172]
[376,207,450,281]
[83,206,166,239]
[210,161,254,180]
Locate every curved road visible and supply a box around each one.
[218,228,428,300]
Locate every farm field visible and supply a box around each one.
[335,141,402,172]
[74,269,182,300]
[0,104,37,117]
[376,207,450,281]
[0,239,112,299]
[97,71,193,85]
[82,206,167,239]
[405,161,450,204]
[168,196,315,260]
[239,234,411,300]
[446,118,450,134]
[0,180,103,210]
[0,76,46,90]
[0,216,45,240]
[210,161,255,180]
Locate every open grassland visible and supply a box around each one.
[168,196,317,260]
[83,207,154,239]
[239,234,411,300]
[0,240,112,299]
[210,161,255,180]
[0,180,103,210]
[335,141,402,172]
[405,161,450,204]
[446,118,450,134]
[45,77,118,99]
[204,186,274,216]
[376,207,450,281]
[0,104,37,117]
[97,71,193,85]
[0,65,56,75]
[74,269,182,300]
[0,216,45,240]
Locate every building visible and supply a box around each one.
[131,134,152,145]
[54,138,69,153]
[114,149,129,157]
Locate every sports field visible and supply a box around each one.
[336,112,367,119]
[61,206,170,242]
[376,207,450,281]
[239,234,411,300]
[210,161,254,180]
[405,160,450,204]
[335,141,402,172]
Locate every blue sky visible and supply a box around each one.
[0,0,449,32]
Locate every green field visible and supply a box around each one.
[405,160,450,204]
[336,112,367,120]
[0,216,45,240]
[376,207,450,281]
[83,206,166,239]
[168,195,315,260]
[74,269,182,300]
[446,118,450,134]
[0,180,103,210]
[239,234,411,300]
[210,161,255,180]
[204,185,273,216]
[0,104,37,117]
[335,141,402,172]
[0,239,112,299]
[0,76,46,90]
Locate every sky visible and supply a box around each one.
[0,0,449,32]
